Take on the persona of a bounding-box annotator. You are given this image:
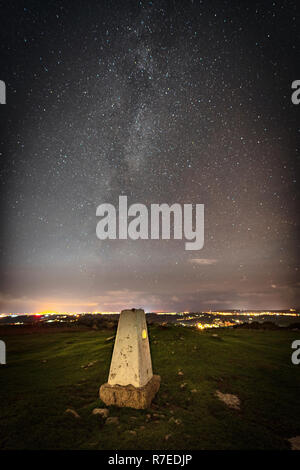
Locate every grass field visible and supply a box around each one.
[0,324,299,450]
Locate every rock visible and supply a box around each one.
[212,334,218,337]
[105,336,115,342]
[65,408,80,419]
[87,360,97,367]
[178,370,184,376]
[105,417,119,425]
[191,389,198,393]
[165,434,172,441]
[288,436,300,450]
[81,360,97,369]
[215,390,240,410]
[180,383,187,389]
[169,417,181,425]
[92,408,109,418]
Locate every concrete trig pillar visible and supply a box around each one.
[100,308,160,409]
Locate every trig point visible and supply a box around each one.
[99,308,160,409]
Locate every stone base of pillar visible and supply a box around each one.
[99,375,161,409]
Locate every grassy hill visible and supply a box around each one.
[0,324,299,450]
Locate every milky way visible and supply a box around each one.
[0,1,299,312]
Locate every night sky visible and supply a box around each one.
[0,0,299,313]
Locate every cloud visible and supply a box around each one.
[189,258,218,265]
